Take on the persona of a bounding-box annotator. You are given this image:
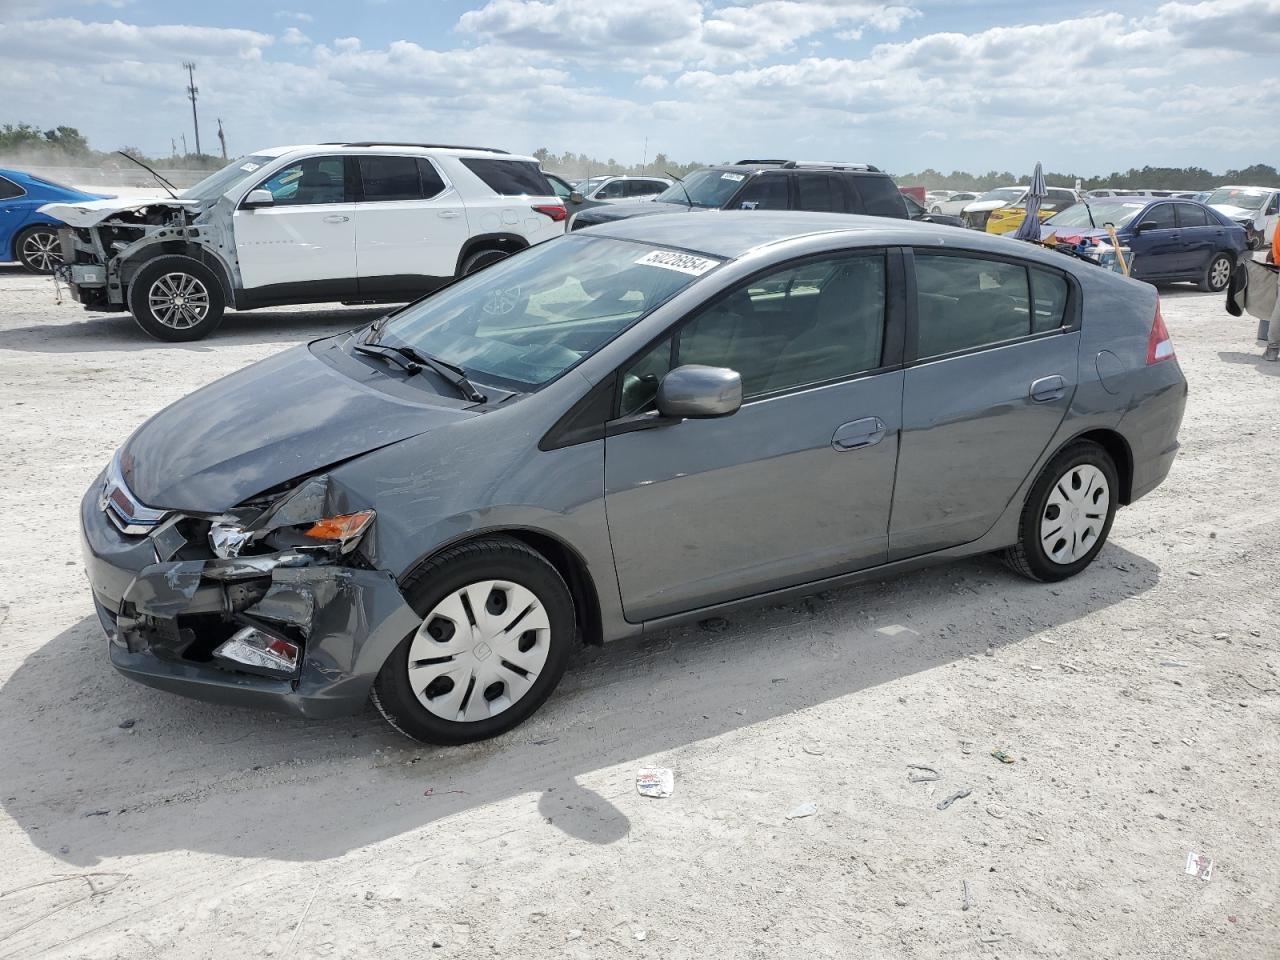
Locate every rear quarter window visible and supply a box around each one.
[461,158,552,196]
[850,177,908,218]
[0,176,25,200]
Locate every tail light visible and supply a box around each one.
[1146,298,1175,364]
[532,204,567,222]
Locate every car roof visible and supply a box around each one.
[257,143,537,162]
[584,209,1075,265]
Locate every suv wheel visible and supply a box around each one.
[127,256,226,342]
[1200,252,1233,292]
[16,225,62,274]
[371,537,575,744]
[1003,441,1118,582]
[460,248,511,276]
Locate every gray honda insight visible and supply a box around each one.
[80,212,1187,743]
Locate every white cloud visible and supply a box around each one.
[281,26,310,46]
[274,10,313,23]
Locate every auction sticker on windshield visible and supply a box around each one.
[721,173,745,182]
[635,250,720,277]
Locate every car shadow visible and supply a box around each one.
[1217,350,1280,376]
[0,305,388,353]
[0,545,1159,865]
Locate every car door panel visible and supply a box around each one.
[890,335,1079,558]
[233,154,357,293]
[354,155,468,293]
[605,373,903,621]
[1127,203,1179,278]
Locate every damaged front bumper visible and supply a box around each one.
[80,478,421,719]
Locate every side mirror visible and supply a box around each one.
[569,191,585,205]
[243,189,274,209]
[656,364,742,419]
[1135,220,1160,232]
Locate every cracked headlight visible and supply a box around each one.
[208,509,375,559]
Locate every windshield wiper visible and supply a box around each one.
[665,170,694,207]
[1082,199,1097,228]
[356,340,487,403]
[115,151,180,200]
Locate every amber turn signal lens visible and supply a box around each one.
[304,510,375,547]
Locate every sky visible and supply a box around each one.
[1,0,1278,176]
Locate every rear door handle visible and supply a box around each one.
[437,211,462,219]
[1030,375,1066,403]
[832,417,886,451]
[323,214,350,223]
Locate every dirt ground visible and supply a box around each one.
[0,260,1276,960]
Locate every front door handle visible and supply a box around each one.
[322,214,350,223]
[832,417,886,451]
[1030,375,1066,403]
[437,211,462,219]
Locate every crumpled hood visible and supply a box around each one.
[1209,204,1256,222]
[576,201,700,226]
[37,196,205,227]
[120,342,474,513]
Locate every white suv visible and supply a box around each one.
[41,143,567,341]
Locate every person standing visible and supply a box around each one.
[1267,224,1280,361]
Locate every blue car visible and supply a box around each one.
[0,168,107,274]
[1042,196,1247,292]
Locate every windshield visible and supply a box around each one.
[574,177,608,193]
[181,155,276,200]
[655,168,749,208]
[1205,188,1266,210]
[1045,200,1146,228]
[375,236,720,390]
[975,187,1026,204]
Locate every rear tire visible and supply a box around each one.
[460,248,511,276]
[371,537,575,745]
[15,225,62,274]
[1003,441,1119,582]
[1199,252,1233,292]
[127,256,226,342]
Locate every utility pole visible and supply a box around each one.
[183,61,201,157]
[216,118,227,160]
[171,137,178,159]
[181,133,188,156]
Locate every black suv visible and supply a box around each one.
[570,160,909,230]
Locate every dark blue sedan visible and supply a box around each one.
[0,168,107,273]
[1042,196,1247,292]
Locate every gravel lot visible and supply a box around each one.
[0,260,1276,959]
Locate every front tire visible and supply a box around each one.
[15,225,62,274]
[371,537,575,745]
[127,256,226,342]
[1004,441,1119,582]
[1199,252,1233,292]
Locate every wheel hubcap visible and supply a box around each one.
[407,579,551,723]
[148,272,210,329]
[22,231,61,271]
[1041,464,1109,565]
[1210,258,1230,289]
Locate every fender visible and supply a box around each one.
[454,232,529,275]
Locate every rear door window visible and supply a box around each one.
[358,155,423,202]
[733,175,788,210]
[460,158,552,196]
[1174,203,1208,227]
[417,159,447,198]
[849,176,909,218]
[1029,267,1070,332]
[913,253,1032,358]
[795,174,850,213]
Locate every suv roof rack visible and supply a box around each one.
[781,160,879,172]
[324,142,510,154]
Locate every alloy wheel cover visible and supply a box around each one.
[148,272,210,329]
[1040,464,1110,565]
[407,579,552,722]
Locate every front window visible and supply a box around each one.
[254,156,347,205]
[1205,188,1266,210]
[375,236,720,390]
[655,169,751,208]
[182,154,276,201]
[1044,201,1146,228]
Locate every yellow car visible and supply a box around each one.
[985,187,1080,235]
